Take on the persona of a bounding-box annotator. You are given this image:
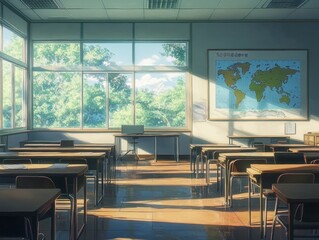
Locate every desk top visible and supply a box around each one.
[272,183,319,203]
[0,163,88,177]
[0,151,106,159]
[266,144,310,148]
[114,133,180,137]
[219,152,274,158]
[202,147,256,152]
[289,147,319,152]
[228,135,290,139]
[9,147,112,152]
[250,164,319,173]
[23,143,115,148]
[190,144,240,148]
[0,189,60,214]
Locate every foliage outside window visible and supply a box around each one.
[0,25,26,130]
[33,41,188,129]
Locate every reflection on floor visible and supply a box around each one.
[46,158,292,239]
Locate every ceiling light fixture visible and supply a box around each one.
[263,0,309,8]
[148,0,178,9]
[20,0,62,9]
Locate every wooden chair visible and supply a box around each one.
[264,173,315,237]
[228,158,267,207]
[59,158,96,206]
[271,191,319,240]
[0,216,32,240]
[0,159,32,188]
[3,158,32,164]
[274,152,305,164]
[16,176,74,240]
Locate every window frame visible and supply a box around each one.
[31,40,190,131]
[0,23,27,131]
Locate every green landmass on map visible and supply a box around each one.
[234,89,246,108]
[249,64,298,103]
[217,62,299,108]
[217,62,251,87]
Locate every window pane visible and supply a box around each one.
[135,42,187,67]
[33,72,81,128]
[109,73,133,128]
[3,61,12,128]
[14,66,24,128]
[33,43,80,67]
[3,27,24,62]
[83,43,132,67]
[83,74,106,128]
[135,72,186,128]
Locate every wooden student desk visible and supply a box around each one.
[199,147,256,179]
[0,188,60,240]
[189,143,240,172]
[0,164,87,240]
[272,183,319,240]
[247,164,319,238]
[289,147,319,152]
[228,135,290,147]
[0,151,105,206]
[265,143,311,152]
[190,145,241,177]
[218,152,273,205]
[114,133,180,162]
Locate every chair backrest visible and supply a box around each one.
[296,202,319,222]
[60,139,74,148]
[277,173,315,184]
[59,158,87,164]
[3,158,32,164]
[16,176,56,189]
[274,152,305,164]
[253,142,265,152]
[310,159,319,164]
[0,216,28,238]
[230,158,267,173]
[121,125,144,134]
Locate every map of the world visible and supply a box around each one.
[216,60,300,110]
[209,50,308,120]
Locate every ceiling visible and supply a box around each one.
[2,0,319,22]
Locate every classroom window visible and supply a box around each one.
[0,25,27,130]
[32,41,188,129]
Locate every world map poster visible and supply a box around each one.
[208,50,308,120]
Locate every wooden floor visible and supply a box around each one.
[45,157,293,239]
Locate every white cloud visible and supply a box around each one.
[138,54,160,65]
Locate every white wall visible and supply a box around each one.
[191,22,319,145]
[19,21,319,154]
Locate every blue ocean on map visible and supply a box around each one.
[215,60,301,111]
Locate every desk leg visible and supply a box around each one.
[115,136,121,161]
[288,203,294,240]
[190,147,193,171]
[73,177,78,240]
[260,181,264,238]
[31,215,39,240]
[176,136,179,162]
[51,201,56,240]
[154,136,157,162]
[248,178,251,225]
[95,156,104,206]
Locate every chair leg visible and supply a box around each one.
[229,176,233,207]
[248,178,251,225]
[68,194,75,240]
[264,197,268,236]
[219,167,223,196]
[270,215,278,240]
[216,163,219,192]
[195,155,200,178]
[206,159,210,185]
